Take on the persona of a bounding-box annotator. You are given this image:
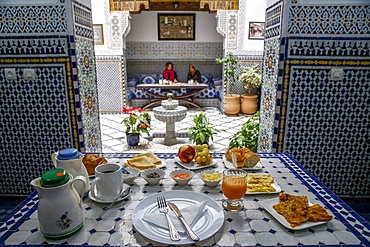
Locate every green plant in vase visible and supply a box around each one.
[215,52,238,95]
[228,111,260,152]
[215,52,241,115]
[122,106,151,146]
[239,65,262,95]
[183,112,223,145]
[239,65,262,115]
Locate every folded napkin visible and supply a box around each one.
[142,201,207,233]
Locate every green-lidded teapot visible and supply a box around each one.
[31,168,87,240]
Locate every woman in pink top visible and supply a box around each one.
[162,62,178,82]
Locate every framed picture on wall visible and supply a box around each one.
[158,13,195,40]
[93,24,104,45]
[248,22,265,40]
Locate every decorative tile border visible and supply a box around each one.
[288,5,370,35]
[265,0,283,39]
[0,5,67,34]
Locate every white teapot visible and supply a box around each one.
[31,168,87,240]
[51,148,90,194]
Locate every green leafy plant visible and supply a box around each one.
[183,112,223,145]
[228,111,260,152]
[121,106,151,136]
[215,52,239,94]
[239,65,262,95]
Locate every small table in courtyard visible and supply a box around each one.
[137,83,208,110]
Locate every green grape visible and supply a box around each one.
[195,156,202,164]
[196,145,203,152]
[204,158,212,166]
[201,156,207,162]
[201,144,208,149]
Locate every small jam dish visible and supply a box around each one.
[200,170,222,187]
[122,167,140,184]
[170,169,194,186]
[141,168,165,185]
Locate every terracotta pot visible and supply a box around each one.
[241,94,258,115]
[223,94,240,115]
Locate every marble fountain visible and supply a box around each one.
[153,93,187,145]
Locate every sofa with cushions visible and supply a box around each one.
[127,73,223,107]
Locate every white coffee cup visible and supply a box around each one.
[90,164,122,201]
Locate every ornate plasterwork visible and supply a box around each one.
[110,11,131,50]
[215,10,238,51]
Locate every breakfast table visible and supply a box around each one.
[1,152,369,247]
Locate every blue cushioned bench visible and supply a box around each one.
[127,73,223,107]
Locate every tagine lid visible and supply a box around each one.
[40,168,70,188]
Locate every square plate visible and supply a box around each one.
[261,198,330,230]
[174,157,217,170]
[222,155,262,171]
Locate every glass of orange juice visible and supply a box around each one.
[222,169,247,211]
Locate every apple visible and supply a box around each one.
[178,145,196,163]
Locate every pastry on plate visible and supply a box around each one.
[82,154,108,175]
[273,193,332,227]
[126,156,157,170]
[132,152,162,165]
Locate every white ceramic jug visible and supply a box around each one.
[51,148,90,194]
[31,168,87,240]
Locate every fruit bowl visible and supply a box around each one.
[200,170,222,187]
[170,169,194,186]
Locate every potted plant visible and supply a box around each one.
[239,65,262,115]
[215,52,241,115]
[122,106,151,146]
[183,112,222,145]
[228,111,260,152]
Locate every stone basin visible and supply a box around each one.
[161,99,179,110]
[153,106,187,123]
[153,105,187,145]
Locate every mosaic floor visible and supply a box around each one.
[100,107,248,153]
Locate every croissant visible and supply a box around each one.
[82,154,108,175]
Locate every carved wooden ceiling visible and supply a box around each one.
[109,0,238,13]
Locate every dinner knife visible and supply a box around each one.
[168,202,200,241]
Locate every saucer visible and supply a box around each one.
[88,188,130,203]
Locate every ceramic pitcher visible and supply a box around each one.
[51,148,90,194]
[31,168,87,240]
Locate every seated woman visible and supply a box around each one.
[187,64,201,83]
[162,61,178,82]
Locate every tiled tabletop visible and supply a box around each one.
[1,153,369,247]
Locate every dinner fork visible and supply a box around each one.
[157,196,181,241]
